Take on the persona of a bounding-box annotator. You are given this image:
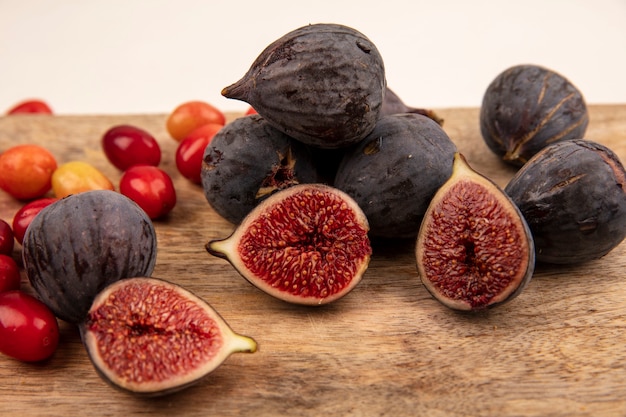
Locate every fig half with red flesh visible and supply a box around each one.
[80,277,257,396]
[415,153,535,311]
[207,184,372,305]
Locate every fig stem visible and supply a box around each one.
[206,238,232,260]
[228,334,258,354]
[221,80,248,101]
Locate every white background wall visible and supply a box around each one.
[1,0,625,115]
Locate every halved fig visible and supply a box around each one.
[80,277,257,396]
[415,153,535,311]
[207,183,372,305]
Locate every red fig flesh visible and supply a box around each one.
[207,184,372,305]
[415,153,535,311]
[80,277,257,396]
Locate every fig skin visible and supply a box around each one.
[222,23,386,149]
[505,139,626,264]
[480,64,589,166]
[416,153,535,311]
[334,113,456,239]
[201,114,319,224]
[207,183,372,305]
[22,190,157,323]
[80,277,257,397]
[381,87,444,126]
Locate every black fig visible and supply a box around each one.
[22,190,157,323]
[201,114,319,224]
[381,87,444,126]
[480,64,589,166]
[80,277,257,396]
[207,184,372,305]
[334,113,456,239]
[222,23,386,149]
[505,139,626,264]
[416,153,535,311]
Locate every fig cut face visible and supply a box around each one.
[207,184,372,305]
[80,277,257,396]
[415,153,535,311]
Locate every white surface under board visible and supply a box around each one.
[0,0,624,115]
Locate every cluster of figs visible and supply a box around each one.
[16,22,626,397]
[202,22,626,312]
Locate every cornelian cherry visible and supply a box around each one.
[176,123,222,184]
[102,125,161,171]
[0,291,59,362]
[0,255,20,293]
[119,165,176,219]
[6,99,53,115]
[51,161,114,198]
[0,220,14,255]
[12,198,58,245]
[166,101,226,141]
[0,144,57,200]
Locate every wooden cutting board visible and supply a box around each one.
[1,105,625,417]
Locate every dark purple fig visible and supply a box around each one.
[416,153,535,311]
[381,87,444,126]
[334,113,456,239]
[201,114,319,224]
[207,184,372,305]
[80,277,257,396]
[480,64,589,166]
[22,190,157,323]
[308,147,347,186]
[505,139,626,264]
[221,23,386,149]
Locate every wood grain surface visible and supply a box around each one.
[1,105,625,417]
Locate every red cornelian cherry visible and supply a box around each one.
[0,290,59,362]
[0,255,20,293]
[119,165,176,219]
[0,220,14,255]
[102,125,161,171]
[6,99,53,115]
[166,101,226,141]
[12,198,58,245]
[176,123,222,184]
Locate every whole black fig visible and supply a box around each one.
[381,87,443,126]
[222,23,386,149]
[480,64,589,166]
[22,190,157,323]
[505,139,626,264]
[334,113,456,238]
[201,114,319,224]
